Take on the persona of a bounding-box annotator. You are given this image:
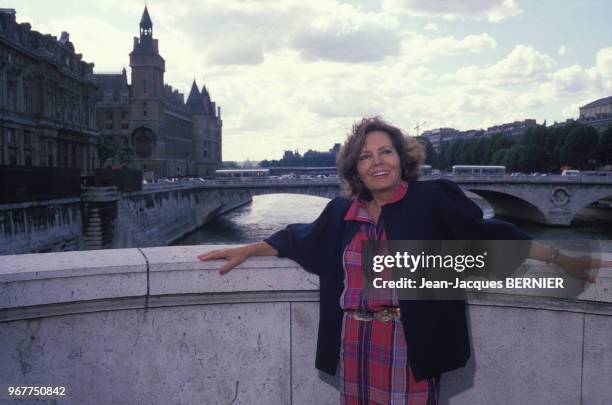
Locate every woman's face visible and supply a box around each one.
[356,131,401,197]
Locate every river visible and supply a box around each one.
[173,194,612,246]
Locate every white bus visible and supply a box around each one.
[214,169,270,179]
[452,165,506,176]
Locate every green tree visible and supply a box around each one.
[596,126,612,166]
[503,145,525,172]
[453,139,467,164]
[520,125,547,148]
[559,125,599,169]
[517,144,546,173]
[444,139,460,167]
[488,134,515,163]
[491,148,509,166]
[544,127,564,170]
[417,136,438,167]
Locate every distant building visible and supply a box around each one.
[484,119,537,140]
[578,96,612,133]
[422,119,537,152]
[93,6,222,177]
[0,9,98,174]
[421,128,460,152]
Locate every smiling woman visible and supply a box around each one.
[198,117,536,405]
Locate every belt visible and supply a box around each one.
[345,307,401,322]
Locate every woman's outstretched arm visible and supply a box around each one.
[197,241,278,275]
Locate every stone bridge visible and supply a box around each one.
[198,176,612,226]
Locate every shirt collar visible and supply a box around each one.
[343,180,409,222]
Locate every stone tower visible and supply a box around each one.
[129,6,166,175]
[186,80,223,176]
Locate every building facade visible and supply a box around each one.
[578,96,612,133]
[94,7,222,178]
[0,9,98,174]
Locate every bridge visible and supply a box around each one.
[3,176,612,255]
[155,175,612,226]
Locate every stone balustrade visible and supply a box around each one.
[0,246,611,404]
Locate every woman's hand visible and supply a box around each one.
[197,242,278,275]
[197,246,251,275]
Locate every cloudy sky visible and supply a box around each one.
[12,0,612,161]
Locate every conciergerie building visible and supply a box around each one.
[94,6,222,178]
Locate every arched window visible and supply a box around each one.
[132,127,154,158]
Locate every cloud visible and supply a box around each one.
[451,45,556,85]
[424,22,438,31]
[402,33,497,62]
[558,45,567,56]
[383,0,522,22]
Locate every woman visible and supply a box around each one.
[197,117,601,404]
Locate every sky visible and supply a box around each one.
[12,0,612,161]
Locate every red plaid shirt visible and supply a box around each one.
[339,180,440,404]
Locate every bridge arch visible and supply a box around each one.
[246,185,342,200]
[462,186,549,224]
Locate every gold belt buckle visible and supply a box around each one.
[377,308,392,322]
[352,312,373,321]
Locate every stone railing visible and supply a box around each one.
[0,246,611,404]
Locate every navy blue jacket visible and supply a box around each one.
[265,178,531,381]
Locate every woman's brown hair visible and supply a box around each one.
[336,116,425,200]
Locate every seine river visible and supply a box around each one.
[173,194,612,246]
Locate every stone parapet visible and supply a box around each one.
[0,246,611,404]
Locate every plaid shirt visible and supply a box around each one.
[340,181,440,405]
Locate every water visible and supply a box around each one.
[173,194,612,246]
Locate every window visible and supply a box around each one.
[133,128,154,158]
[24,85,33,114]
[47,139,54,166]
[121,122,129,130]
[7,80,17,110]
[105,111,112,120]
[105,123,113,129]
[23,131,32,166]
[121,111,128,120]
[7,128,18,165]
[143,78,147,94]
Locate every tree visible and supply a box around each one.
[559,125,599,169]
[444,139,460,168]
[596,126,612,166]
[520,125,547,148]
[97,137,116,168]
[453,139,467,164]
[488,134,515,163]
[491,148,509,166]
[503,145,525,172]
[517,144,546,173]
[544,127,564,170]
[417,136,438,167]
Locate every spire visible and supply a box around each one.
[140,6,153,29]
[187,80,200,101]
[186,80,205,115]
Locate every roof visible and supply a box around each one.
[186,80,206,114]
[93,73,129,103]
[581,96,612,109]
[140,6,152,28]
